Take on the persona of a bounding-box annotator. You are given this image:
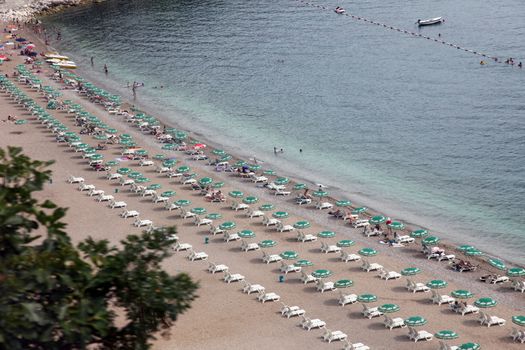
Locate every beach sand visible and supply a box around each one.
[1,22,524,350]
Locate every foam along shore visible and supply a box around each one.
[1,21,524,350]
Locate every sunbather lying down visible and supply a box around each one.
[379,240,403,247]
[328,209,344,217]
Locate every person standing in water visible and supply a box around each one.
[90,56,94,66]
[104,64,108,75]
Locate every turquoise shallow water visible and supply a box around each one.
[43,0,525,263]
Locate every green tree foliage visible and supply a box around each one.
[0,147,198,349]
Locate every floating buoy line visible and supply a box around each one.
[296,0,523,69]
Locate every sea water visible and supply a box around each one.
[42,0,525,263]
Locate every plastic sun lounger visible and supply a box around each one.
[361,259,383,272]
[343,340,370,350]
[301,271,318,284]
[300,316,326,331]
[378,268,401,280]
[133,219,153,227]
[384,315,406,330]
[280,303,305,318]
[297,232,318,242]
[120,210,139,218]
[67,175,85,184]
[78,183,95,191]
[97,194,114,202]
[316,280,336,293]
[338,292,358,307]
[262,251,283,264]
[322,328,347,343]
[242,281,265,294]
[106,173,122,180]
[223,272,245,283]
[207,263,229,274]
[187,249,208,261]
[173,242,192,251]
[240,240,260,252]
[109,201,127,209]
[223,232,241,242]
[341,251,361,262]
[88,189,104,197]
[257,291,280,303]
[279,262,301,274]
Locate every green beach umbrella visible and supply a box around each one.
[249,164,262,171]
[161,190,176,197]
[474,297,497,308]
[162,144,176,150]
[234,160,246,167]
[175,131,187,140]
[464,248,483,256]
[176,165,190,173]
[175,199,191,207]
[94,134,108,141]
[135,177,150,183]
[89,154,103,160]
[457,245,475,252]
[422,236,440,245]
[243,196,258,204]
[487,258,506,271]
[358,294,377,303]
[294,221,311,230]
[272,211,289,219]
[294,259,314,267]
[105,160,119,166]
[312,269,332,279]
[14,119,27,125]
[337,239,355,247]
[352,207,367,214]
[162,158,177,166]
[206,213,222,220]
[427,280,448,289]
[401,267,421,276]
[435,330,459,340]
[274,177,289,185]
[75,143,89,150]
[259,204,275,211]
[128,171,143,179]
[451,290,474,299]
[388,221,405,230]
[219,221,236,231]
[106,128,118,134]
[378,304,400,313]
[198,177,213,186]
[335,279,353,288]
[212,149,225,156]
[228,190,244,198]
[238,230,255,238]
[313,190,328,198]
[293,183,307,190]
[263,169,276,176]
[411,229,428,238]
[318,231,336,238]
[458,343,480,350]
[191,207,207,215]
[212,182,225,188]
[280,251,298,260]
[404,316,427,327]
[335,200,352,207]
[369,215,386,225]
[147,184,162,190]
[135,149,148,156]
[358,248,378,256]
[219,154,232,162]
[507,267,525,277]
[259,239,277,248]
[512,316,525,326]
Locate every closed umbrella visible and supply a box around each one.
[175,199,191,206]
[451,290,473,299]
[401,267,421,276]
[422,236,440,245]
[294,221,311,230]
[410,229,428,238]
[219,221,236,231]
[206,213,222,220]
[378,304,400,313]
[458,343,480,350]
[318,231,336,238]
[243,196,258,204]
[312,269,332,279]
[280,251,298,260]
[337,239,355,247]
[369,215,386,225]
[259,239,277,248]
[487,258,506,271]
[434,330,459,340]
[512,316,525,326]
[335,279,353,288]
[238,230,255,238]
[191,207,207,215]
[507,267,525,277]
[474,297,497,308]
[273,211,289,219]
[294,259,313,267]
[335,200,352,207]
[352,207,367,214]
[259,204,274,211]
[404,316,427,327]
[427,280,448,289]
[358,248,378,256]
[358,294,377,303]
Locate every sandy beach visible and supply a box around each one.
[1,21,524,350]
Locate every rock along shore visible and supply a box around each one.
[0,0,104,22]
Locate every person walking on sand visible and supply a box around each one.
[104,64,108,75]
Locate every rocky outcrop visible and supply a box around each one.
[0,0,104,22]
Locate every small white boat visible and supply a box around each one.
[417,17,443,26]
[335,7,346,14]
[55,60,77,69]
[44,53,69,60]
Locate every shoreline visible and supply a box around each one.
[1,20,524,350]
[0,0,106,22]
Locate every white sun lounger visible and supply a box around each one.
[322,328,347,343]
[251,175,268,183]
[408,326,433,342]
[187,249,208,261]
[209,224,225,235]
[88,189,104,197]
[173,242,192,251]
[120,210,139,218]
[478,311,506,327]
[181,178,197,185]
[451,303,479,316]
[106,173,122,180]
[156,166,171,173]
[78,183,95,191]
[316,202,333,210]
[242,281,265,294]
[340,251,361,262]
[141,189,156,197]
[231,201,249,211]
[338,291,358,307]
[396,235,415,244]
[280,303,305,318]
[133,219,153,227]
[67,175,84,184]
[276,222,294,232]
[223,272,245,283]
[119,178,135,186]
[247,209,264,218]
[262,251,282,264]
[109,200,127,209]
[152,195,169,204]
[378,268,401,280]
[352,219,370,228]
[207,262,228,274]
[361,259,383,272]
[164,202,180,211]
[343,340,370,350]
[262,216,280,226]
[362,304,383,319]
[139,159,154,167]
[240,240,260,252]
[300,316,326,331]
[223,232,240,242]
[301,271,318,284]
[316,280,336,293]
[193,216,212,227]
[274,189,291,196]
[297,232,317,242]
[384,315,406,330]
[320,241,341,254]
[280,262,301,274]
[512,280,525,293]
[431,290,455,305]
[97,194,114,202]
[406,278,431,293]
[179,209,197,219]
[438,341,459,350]
[257,291,280,303]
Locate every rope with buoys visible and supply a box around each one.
[295,0,523,68]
